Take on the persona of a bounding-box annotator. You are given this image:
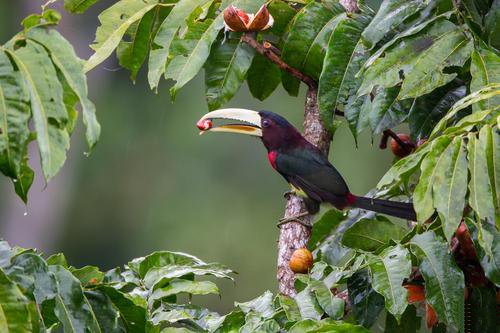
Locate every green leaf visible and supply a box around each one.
[85,290,126,333]
[409,231,464,330]
[344,93,372,140]
[0,268,34,333]
[368,245,411,319]
[341,216,406,252]
[468,129,496,223]
[267,0,297,37]
[307,322,371,333]
[166,0,265,99]
[147,0,212,91]
[471,219,500,285]
[308,280,344,319]
[50,265,101,333]
[470,47,500,111]
[236,290,274,318]
[281,0,346,96]
[0,50,32,201]
[278,295,301,321]
[99,286,148,333]
[484,0,499,49]
[347,269,385,328]
[6,41,70,181]
[27,27,100,151]
[361,0,430,49]
[484,125,500,226]
[85,0,158,72]
[368,86,409,134]
[64,0,100,14]
[358,20,472,99]
[70,266,104,286]
[205,36,254,110]
[150,279,219,302]
[247,54,281,101]
[128,250,205,278]
[409,85,466,140]
[46,253,68,267]
[318,12,371,130]
[413,135,452,223]
[117,7,157,82]
[294,286,323,320]
[384,305,420,333]
[470,287,497,333]
[432,137,467,241]
[308,209,345,249]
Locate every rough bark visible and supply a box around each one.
[276,0,358,297]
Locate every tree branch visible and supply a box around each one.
[379,129,415,150]
[241,33,317,90]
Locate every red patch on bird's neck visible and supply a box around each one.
[267,151,278,170]
[346,193,357,206]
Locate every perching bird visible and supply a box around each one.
[197,109,417,222]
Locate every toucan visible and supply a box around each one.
[197,109,417,222]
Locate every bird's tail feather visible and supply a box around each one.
[352,196,417,221]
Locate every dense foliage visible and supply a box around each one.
[0,0,498,332]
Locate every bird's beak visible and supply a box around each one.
[196,108,262,137]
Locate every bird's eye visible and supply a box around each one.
[262,119,271,128]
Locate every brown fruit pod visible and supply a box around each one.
[247,5,272,31]
[289,248,313,274]
[390,133,413,158]
[223,5,248,32]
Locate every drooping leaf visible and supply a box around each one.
[368,245,411,320]
[6,41,69,181]
[468,129,496,223]
[0,268,34,333]
[432,136,468,241]
[384,305,420,333]
[369,86,410,134]
[484,125,500,226]
[0,50,32,201]
[358,20,472,99]
[147,0,211,91]
[99,286,148,332]
[246,54,281,101]
[117,7,157,81]
[166,0,265,99]
[408,85,467,140]
[347,269,385,328]
[409,231,464,331]
[85,290,126,333]
[28,27,100,151]
[281,0,346,96]
[294,286,323,320]
[267,0,297,37]
[85,0,158,73]
[344,93,372,140]
[64,0,100,14]
[470,287,497,333]
[361,0,430,49]
[308,209,345,249]
[205,36,254,110]
[50,265,101,333]
[470,47,500,111]
[413,135,452,222]
[470,219,500,285]
[278,295,301,322]
[484,0,499,49]
[318,12,371,130]
[308,280,344,319]
[341,216,406,252]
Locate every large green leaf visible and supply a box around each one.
[64,0,100,14]
[347,269,385,328]
[166,0,265,99]
[361,0,430,49]
[50,265,101,333]
[308,280,344,319]
[0,269,34,333]
[148,0,211,91]
[318,12,371,130]
[85,290,126,333]
[205,36,254,110]
[128,250,204,278]
[484,0,499,49]
[408,85,466,140]
[28,27,100,151]
[409,231,464,331]
[99,286,148,333]
[117,7,157,82]
[236,290,275,318]
[483,125,500,226]
[432,137,468,241]
[246,54,281,101]
[85,0,158,72]
[470,47,500,111]
[281,0,345,96]
[468,129,496,223]
[368,245,411,320]
[6,41,69,181]
[368,86,410,134]
[341,216,406,252]
[344,93,372,141]
[150,279,219,302]
[308,209,345,249]
[472,218,500,285]
[294,286,323,320]
[413,135,452,223]
[358,20,472,99]
[0,50,32,201]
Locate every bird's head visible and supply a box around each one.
[196,108,303,151]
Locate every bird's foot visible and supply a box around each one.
[277,212,311,228]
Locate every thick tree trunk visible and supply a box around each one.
[276,0,358,297]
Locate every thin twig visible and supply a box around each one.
[241,33,317,90]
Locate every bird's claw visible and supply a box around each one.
[277,212,311,228]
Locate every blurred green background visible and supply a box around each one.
[0,0,392,312]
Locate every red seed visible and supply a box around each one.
[197,119,212,131]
